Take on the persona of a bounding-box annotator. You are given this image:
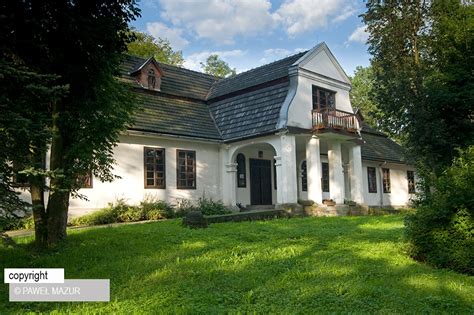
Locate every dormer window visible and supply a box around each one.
[147,69,156,89]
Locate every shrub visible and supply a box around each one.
[140,196,174,220]
[405,146,474,274]
[182,211,208,228]
[196,197,231,216]
[174,198,197,217]
[70,198,175,226]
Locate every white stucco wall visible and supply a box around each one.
[287,48,352,130]
[362,161,416,207]
[67,134,221,216]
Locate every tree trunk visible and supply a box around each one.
[45,101,70,247]
[30,183,47,247]
[46,190,69,246]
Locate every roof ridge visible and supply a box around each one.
[123,53,218,80]
[212,50,308,85]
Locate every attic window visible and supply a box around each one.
[147,69,156,89]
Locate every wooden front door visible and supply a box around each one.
[250,159,272,205]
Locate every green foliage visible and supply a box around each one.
[127,29,184,66]
[349,66,380,130]
[362,0,474,176]
[140,195,175,220]
[200,54,236,78]
[1,0,141,246]
[70,198,175,226]
[196,197,231,216]
[2,216,473,313]
[405,146,474,274]
[174,198,197,217]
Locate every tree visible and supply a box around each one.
[127,30,184,66]
[200,55,236,78]
[349,66,380,129]
[1,0,140,247]
[362,0,474,177]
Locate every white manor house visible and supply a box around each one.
[22,43,416,216]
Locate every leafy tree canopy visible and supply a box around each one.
[200,54,236,78]
[0,0,140,247]
[349,66,380,130]
[127,30,184,66]
[362,0,474,176]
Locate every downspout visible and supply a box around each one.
[378,161,387,207]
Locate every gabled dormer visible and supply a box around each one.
[130,57,164,91]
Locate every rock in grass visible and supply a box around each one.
[182,211,208,229]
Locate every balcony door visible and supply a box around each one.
[312,86,335,111]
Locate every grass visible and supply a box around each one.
[1,215,473,314]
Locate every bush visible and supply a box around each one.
[140,196,174,220]
[70,198,175,226]
[174,198,197,217]
[196,197,231,216]
[405,146,474,274]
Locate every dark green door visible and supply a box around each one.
[250,159,272,205]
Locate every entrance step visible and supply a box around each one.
[244,205,275,211]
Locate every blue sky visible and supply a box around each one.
[131,0,371,76]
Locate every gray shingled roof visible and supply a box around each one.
[209,80,289,140]
[120,53,408,165]
[130,88,221,140]
[120,55,216,100]
[208,51,306,99]
[361,132,406,163]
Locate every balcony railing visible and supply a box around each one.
[312,108,360,133]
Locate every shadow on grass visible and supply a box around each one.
[0,215,472,313]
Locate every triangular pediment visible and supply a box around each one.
[293,42,351,85]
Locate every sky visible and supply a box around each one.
[130,0,371,76]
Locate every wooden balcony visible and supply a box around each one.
[312,108,360,134]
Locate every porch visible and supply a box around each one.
[220,131,365,209]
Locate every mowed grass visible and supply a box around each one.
[1,215,473,314]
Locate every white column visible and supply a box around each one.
[328,142,344,204]
[276,133,298,204]
[306,136,322,204]
[349,145,364,204]
[219,146,237,206]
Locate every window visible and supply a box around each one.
[322,162,330,192]
[367,167,377,193]
[382,168,391,193]
[407,170,415,194]
[147,69,156,89]
[177,150,196,189]
[312,86,335,110]
[301,161,307,192]
[78,171,93,189]
[236,153,246,188]
[144,147,166,189]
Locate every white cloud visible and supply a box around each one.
[274,0,356,35]
[183,49,246,72]
[146,22,189,50]
[348,25,369,43]
[158,0,275,44]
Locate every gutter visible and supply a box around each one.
[125,129,223,144]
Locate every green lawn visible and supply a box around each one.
[1,215,473,314]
